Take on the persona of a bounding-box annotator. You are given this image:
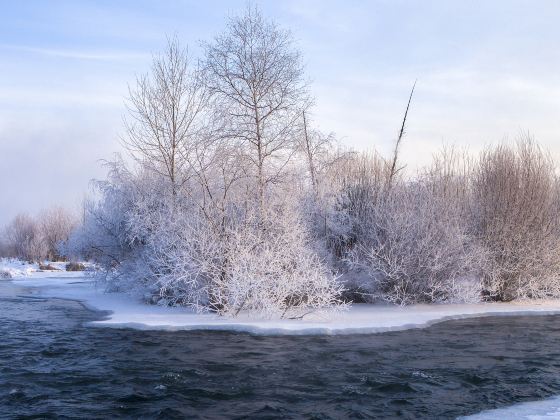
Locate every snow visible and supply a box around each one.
[0,259,80,279]
[1,259,35,278]
[460,396,560,419]
[6,262,560,335]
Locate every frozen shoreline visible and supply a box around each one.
[7,269,560,336]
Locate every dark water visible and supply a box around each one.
[2,281,560,419]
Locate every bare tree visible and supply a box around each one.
[39,206,77,261]
[0,236,11,258]
[124,36,209,199]
[302,110,318,195]
[203,6,310,215]
[300,111,335,198]
[4,213,45,262]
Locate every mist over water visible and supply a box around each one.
[2,279,560,419]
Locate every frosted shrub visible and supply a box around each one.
[144,211,222,309]
[338,149,484,305]
[325,151,389,259]
[472,140,560,301]
[152,204,345,318]
[64,161,158,291]
[354,182,482,305]
[39,207,77,261]
[217,209,345,318]
[3,214,46,262]
[71,159,345,318]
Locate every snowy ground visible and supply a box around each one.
[4,259,560,335]
[0,259,88,279]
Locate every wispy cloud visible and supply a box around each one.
[0,44,150,61]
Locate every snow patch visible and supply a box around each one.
[460,396,560,419]
[0,259,36,279]
[0,258,90,279]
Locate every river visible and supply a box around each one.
[2,280,560,419]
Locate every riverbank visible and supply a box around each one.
[6,263,560,335]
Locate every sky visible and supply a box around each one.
[1,0,560,224]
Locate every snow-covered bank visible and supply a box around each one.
[460,396,560,419]
[9,273,560,336]
[0,259,84,279]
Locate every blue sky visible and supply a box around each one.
[1,0,560,224]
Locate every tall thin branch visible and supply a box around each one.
[388,80,417,188]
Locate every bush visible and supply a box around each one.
[148,204,345,318]
[472,140,560,301]
[66,262,86,272]
[325,151,389,259]
[350,181,482,305]
[38,263,58,271]
[328,148,482,305]
[39,207,77,261]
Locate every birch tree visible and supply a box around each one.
[124,37,208,199]
[203,6,309,215]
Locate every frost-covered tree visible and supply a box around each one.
[299,111,336,198]
[4,213,45,262]
[66,160,149,276]
[39,206,77,261]
[124,37,209,199]
[203,6,310,215]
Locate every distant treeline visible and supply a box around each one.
[0,207,76,262]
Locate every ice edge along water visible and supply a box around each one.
[6,267,560,336]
